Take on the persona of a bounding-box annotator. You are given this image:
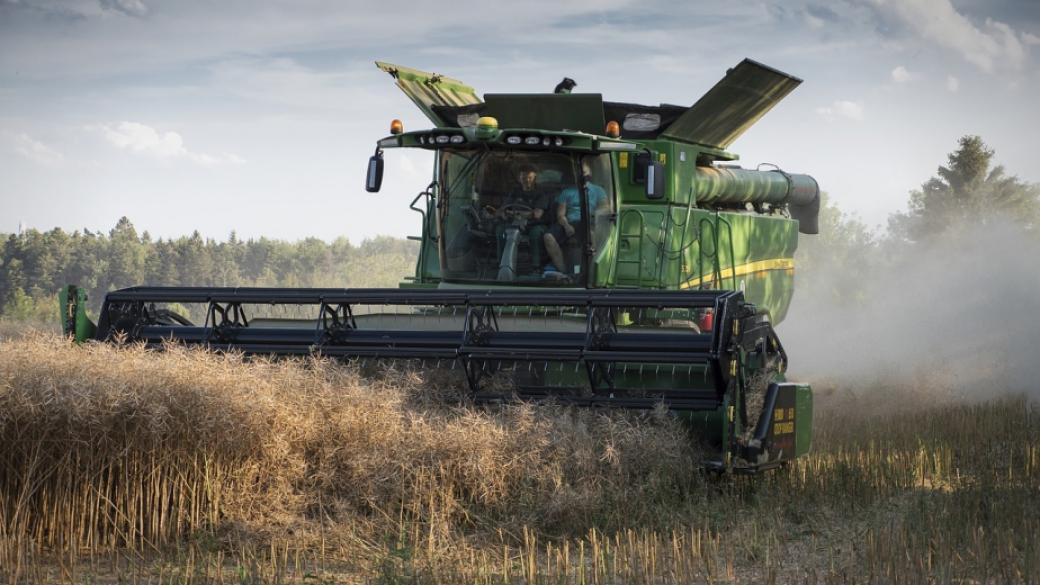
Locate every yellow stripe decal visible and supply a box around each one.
[680,258,794,289]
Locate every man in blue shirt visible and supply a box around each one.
[543,159,608,277]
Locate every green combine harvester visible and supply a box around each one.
[62,59,819,473]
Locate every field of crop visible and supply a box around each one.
[1,334,1038,584]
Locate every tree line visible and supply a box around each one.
[0,223,418,322]
[2,135,1036,323]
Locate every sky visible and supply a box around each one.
[1,0,1038,242]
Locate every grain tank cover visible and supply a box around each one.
[661,59,801,149]
[375,61,482,127]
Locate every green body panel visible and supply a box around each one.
[749,382,813,468]
[794,383,813,457]
[59,285,95,343]
[608,200,798,323]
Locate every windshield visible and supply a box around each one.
[439,150,615,285]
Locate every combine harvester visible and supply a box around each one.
[62,59,820,473]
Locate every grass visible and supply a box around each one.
[1,335,1038,584]
[0,319,55,341]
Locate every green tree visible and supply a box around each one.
[175,231,214,286]
[794,193,877,306]
[145,239,180,286]
[2,288,57,322]
[891,135,1039,241]
[212,231,244,287]
[107,217,146,290]
[0,218,420,320]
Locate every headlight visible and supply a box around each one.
[524,136,540,145]
[435,135,450,144]
[554,137,564,147]
[542,137,551,146]
[450,135,465,144]
[506,136,522,145]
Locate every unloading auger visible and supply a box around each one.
[62,58,820,473]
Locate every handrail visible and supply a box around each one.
[697,217,720,290]
[673,189,697,287]
[717,214,738,291]
[696,212,737,291]
[408,183,437,281]
[656,204,673,285]
[615,209,648,285]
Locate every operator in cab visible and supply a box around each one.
[494,164,553,274]
[543,158,608,277]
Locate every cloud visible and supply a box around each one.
[93,121,243,165]
[8,132,63,165]
[816,100,864,121]
[868,0,1031,73]
[890,65,913,83]
[98,0,147,17]
[946,74,960,93]
[803,11,826,29]
[207,57,370,111]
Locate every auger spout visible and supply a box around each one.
[693,167,821,234]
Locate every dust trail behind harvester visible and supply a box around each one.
[780,222,1040,402]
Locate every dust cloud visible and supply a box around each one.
[780,222,1040,401]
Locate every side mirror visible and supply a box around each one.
[645,161,665,199]
[365,150,384,193]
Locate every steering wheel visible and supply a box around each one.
[500,203,533,216]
